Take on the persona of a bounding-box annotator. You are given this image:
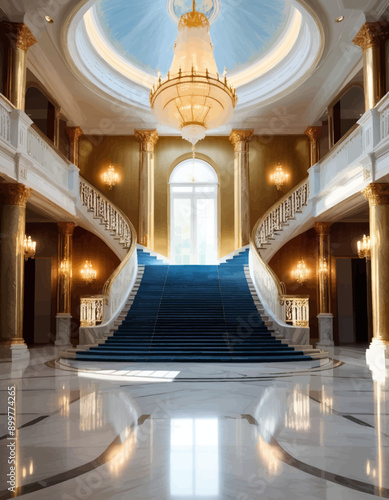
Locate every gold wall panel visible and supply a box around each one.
[79,134,309,259]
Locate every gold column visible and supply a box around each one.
[66,126,83,167]
[362,183,389,345]
[304,126,322,167]
[135,130,158,249]
[2,22,36,110]
[315,222,334,347]
[0,183,31,355]
[229,130,253,249]
[353,22,389,111]
[56,222,75,346]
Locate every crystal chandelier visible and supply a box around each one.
[24,235,36,261]
[81,260,97,284]
[150,0,237,147]
[103,164,119,189]
[292,258,310,285]
[357,234,371,260]
[270,163,289,191]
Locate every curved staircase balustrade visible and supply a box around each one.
[78,179,138,339]
[249,178,310,342]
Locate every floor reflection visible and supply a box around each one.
[170,418,219,497]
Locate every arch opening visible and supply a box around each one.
[170,159,218,265]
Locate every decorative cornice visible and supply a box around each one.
[0,183,31,207]
[66,126,83,143]
[2,22,37,52]
[304,126,322,143]
[362,183,389,206]
[135,130,159,152]
[315,222,332,235]
[353,21,389,52]
[229,130,254,151]
[57,222,76,235]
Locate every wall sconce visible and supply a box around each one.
[270,163,289,191]
[24,235,36,261]
[81,260,97,284]
[357,235,371,260]
[292,258,310,285]
[102,164,120,190]
[59,259,70,275]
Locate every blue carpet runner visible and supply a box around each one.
[76,249,311,362]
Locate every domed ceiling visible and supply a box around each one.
[94,0,289,75]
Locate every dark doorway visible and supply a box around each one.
[23,259,35,346]
[25,87,56,142]
[352,258,369,343]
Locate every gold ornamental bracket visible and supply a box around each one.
[362,183,389,206]
[229,130,254,152]
[135,129,159,152]
[0,183,31,207]
[1,22,37,51]
[353,21,389,52]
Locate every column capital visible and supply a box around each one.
[315,222,332,235]
[353,21,389,52]
[2,22,37,51]
[229,130,254,151]
[66,126,83,143]
[135,130,159,152]
[57,222,76,235]
[362,183,389,206]
[304,126,322,143]
[0,183,31,207]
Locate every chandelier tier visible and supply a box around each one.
[150,0,237,146]
[80,260,97,284]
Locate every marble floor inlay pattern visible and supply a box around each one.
[0,346,388,499]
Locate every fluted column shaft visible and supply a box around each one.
[56,222,75,346]
[2,22,36,110]
[0,183,31,347]
[135,130,158,249]
[363,184,389,344]
[229,130,253,248]
[66,127,83,167]
[315,222,334,347]
[353,22,389,110]
[304,126,322,167]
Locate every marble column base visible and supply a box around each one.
[0,342,30,364]
[316,313,334,347]
[55,314,72,346]
[366,340,389,382]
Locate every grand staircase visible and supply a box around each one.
[72,249,317,363]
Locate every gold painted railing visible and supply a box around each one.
[250,178,310,329]
[281,295,309,328]
[79,179,137,328]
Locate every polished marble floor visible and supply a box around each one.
[0,346,388,499]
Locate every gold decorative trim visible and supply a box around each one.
[362,183,389,206]
[179,11,210,30]
[57,222,76,235]
[315,222,332,235]
[0,183,31,207]
[2,22,37,51]
[135,130,159,152]
[304,126,322,143]
[353,21,389,52]
[229,130,254,151]
[66,126,83,143]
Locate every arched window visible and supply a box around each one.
[170,159,218,265]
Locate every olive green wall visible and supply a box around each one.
[79,134,309,258]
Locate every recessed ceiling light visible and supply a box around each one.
[44,15,54,23]
[335,16,344,23]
